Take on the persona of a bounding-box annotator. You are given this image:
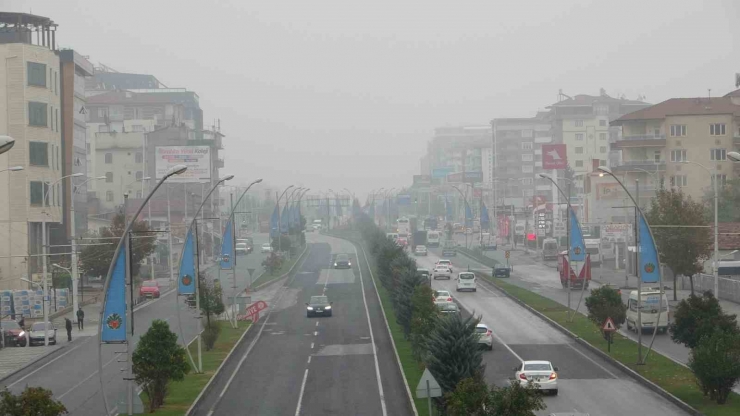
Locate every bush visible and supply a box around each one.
[199,273,225,331]
[584,285,627,331]
[410,285,438,362]
[445,376,546,416]
[688,329,740,404]
[261,253,283,275]
[670,291,739,349]
[0,386,67,416]
[202,323,221,351]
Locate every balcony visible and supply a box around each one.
[612,160,665,173]
[611,134,666,149]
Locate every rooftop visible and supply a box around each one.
[611,97,740,125]
[549,93,648,108]
[87,90,199,106]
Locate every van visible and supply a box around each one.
[542,238,559,261]
[626,288,669,334]
[584,239,601,266]
[456,272,476,292]
[427,231,441,247]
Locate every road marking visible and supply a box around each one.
[7,338,92,388]
[316,321,319,327]
[56,352,121,400]
[566,343,618,379]
[352,243,388,416]
[294,368,309,416]
[311,342,314,349]
[314,331,318,336]
[307,356,311,364]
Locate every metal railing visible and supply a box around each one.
[618,134,665,141]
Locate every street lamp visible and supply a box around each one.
[276,185,294,249]
[0,165,23,173]
[0,136,15,155]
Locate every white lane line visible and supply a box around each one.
[311,342,314,349]
[352,244,388,416]
[294,368,309,416]
[56,353,121,400]
[307,356,312,364]
[316,321,319,327]
[566,343,619,379]
[313,331,318,336]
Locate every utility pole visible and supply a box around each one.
[194,219,203,373]
[167,185,174,282]
[635,179,642,364]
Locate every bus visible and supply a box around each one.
[423,217,438,231]
[718,261,740,276]
[397,217,411,236]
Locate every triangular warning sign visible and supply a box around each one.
[603,317,617,332]
[247,268,256,277]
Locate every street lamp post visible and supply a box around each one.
[1,165,23,325]
[276,185,294,252]
[0,136,15,155]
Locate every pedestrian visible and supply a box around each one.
[76,307,84,330]
[65,318,72,342]
[18,316,25,329]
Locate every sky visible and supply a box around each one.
[4,0,739,200]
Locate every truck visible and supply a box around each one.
[558,253,591,289]
[397,217,411,237]
[427,230,441,247]
[442,240,457,256]
[423,217,438,230]
[412,230,427,249]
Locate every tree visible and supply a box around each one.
[704,178,740,223]
[444,376,489,416]
[688,329,740,404]
[394,266,426,338]
[271,235,292,253]
[199,273,225,330]
[669,291,739,349]
[261,253,283,275]
[645,187,711,299]
[0,386,67,416]
[132,319,190,412]
[445,377,546,416]
[585,286,627,331]
[410,285,439,362]
[79,211,156,278]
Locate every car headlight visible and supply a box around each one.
[347,262,351,266]
[325,305,332,310]
[307,306,314,310]
[18,331,25,337]
[334,263,338,266]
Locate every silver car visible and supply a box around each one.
[414,245,428,256]
[432,266,451,280]
[28,321,57,346]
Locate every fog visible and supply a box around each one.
[9,0,740,199]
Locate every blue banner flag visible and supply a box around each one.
[101,243,127,343]
[445,196,453,221]
[464,202,473,228]
[280,204,289,233]
[336,198,343,217]
[569,209,586,262]
[639,214,660,283]
[178,229,196,294]
[220,218,234,270]
[270,206,279,238]
[480,200,490,230]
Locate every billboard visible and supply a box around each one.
[432,167,455,179]
[463,171,483,183]
[155,146,211,183]
[397,194,412,205]
[602,223,632,240]
[542,144,567,170]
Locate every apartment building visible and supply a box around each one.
[0,13,64,287]
[93,131,146,212]
[611,96,740,202]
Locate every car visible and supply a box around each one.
[432,266,451,280]
[476,323,494,350]
[236,238,254,253]
[414,245,428,256]
[514,360,559,395]
[437,302,460,315]
[306,295,333,317]
[396,238,408,247]
[261,243,273,253]
[602,282,622,296]
[436,259,453,272]
[28,322,56,346]
[334,254,351,269]
[456,272,477,292]
[235,243,249,255]
[139,280,160,298]
[1,320,26,347]
[433,290,453,306]
[494,265,511,278]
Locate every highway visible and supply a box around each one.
[417,246,687,416]
[0,234,269,416]
[192,233,412,416]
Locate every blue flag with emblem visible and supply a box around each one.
[464,201,473,228]
[280,203,289,233]
[569,209,586,262]
[269,205,279,238]
[178,228,196,294]
[639,214,660,283]
[220,218,234,270]
[480,200,490,230]
[101,243,127,343]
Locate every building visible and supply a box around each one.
[0,13,63,287]
[93,131,146,212]
[610,96,740,202]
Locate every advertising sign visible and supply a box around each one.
[542,144,567,170]
[155,146,211,183]
[397,194,412,205]
[596,183,622,200]
[446,172,462,183]
[432,166,455,179]
[413,175,432,186]
[602,223,632,240]
[463,171,483,183]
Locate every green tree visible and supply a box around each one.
[199,273,225,331]
[271,235,292,253]
[445,377,546,416]
[688,329,740,404]
[585,286,627,331]
[669,291,739,349]
[261,252,283,275]
[445,376,489,416]
[79,211,156,278]
[394,266,426,338]
[132,320,190,412]
[410,285,439,362]
[704,178,740,222]
[0,386,67,416]
[645,187,711,299]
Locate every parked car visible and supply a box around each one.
[456,272,477,292]
[236,238,253,253]
[514,360,559,395]
[261,243,273,253]
[494,265,511,278]
[433,290,453,306]
[432,266,452,280]
[306,295,333,317]
[334,254,351,269]
[28,322,57,346]
[235,243,249,255]
[1,320,26,347]
[139,280,160,298]
[414,245,428,256]
[476,323,493,350]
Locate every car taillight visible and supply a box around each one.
[519,373,527,380]
[549,372,557,380]
[446,297,452,301]
[486,330,492,337]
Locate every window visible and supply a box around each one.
[29,142,48,166]
[600,146,607,153]
[710,148,726,161]
[106,191,114,202]
[599,120,607,127]
[575,120,584,127]
[135,171,143,180]
[654,128,661,137]
[670,175,688,187]
[105,172,113,183]
[521,129,533,138]
[575,147,584,154]
[521,178,533,185]
[54,72,58,96]
[670,125,687,137]
[521,142,533,150]
[27,62,47,87]
[575,160,584,167]
[599,160,607,167]
[670,149,687,162]
[135,152,143,163]
[105,153,113,164]
[132,124,145,132]
[136,190,143,199]
[575,133,584,141]
[28,102,47,127]
[29,182,49,206]
[712,174,728,187]
[710,124,726,136]
[521,154,533,162]
[97,107,108,118]
[522,165,534,173]
[654,151,662,162]
[55,108,59,132]
[599,133,607,140]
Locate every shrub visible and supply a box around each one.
[0,386,67,416]
[584,285,627,331]
[202,323,222,351]
[670,291,739,349]
[688,329,740,404]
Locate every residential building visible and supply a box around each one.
[0,13,63,287]
[93,131,146,212]
[611,96,740,202]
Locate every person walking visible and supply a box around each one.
[65,318,72,342]
[76,307,84,330]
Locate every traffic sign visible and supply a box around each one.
[237,300,268,322]
[415,368,442,399]
[505,251,510,259]
[247,268,256,278]
[602,317,617,332]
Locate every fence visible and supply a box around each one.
[677,273,740,304]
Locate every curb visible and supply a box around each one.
[473,270,703,416]
[251,244,310,292]
[184,323,254,416]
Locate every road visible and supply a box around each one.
[192,233,412,416]
[1,235,269,416]
[417,247,687,416]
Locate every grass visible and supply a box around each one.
[479,272,740,416]
[141,321,251,415]
[251,245,306,288]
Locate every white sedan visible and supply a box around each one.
[433,290,453,306]
[476,323,493,350]
[432,266,451,280]
[261,243,273,253]
[514,360,559,395]
[414,245,428,256]
[435,259,453,272]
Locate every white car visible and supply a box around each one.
[261,243,273,253]
[433,290,453,306]
[414,245,428,256]
[456,272,477,292]
[235,243,248,255]
[514,360,559,395]
[28,322,57,346]
[432,266,451,280]
[475,323,493,350]
[435,259,453,272]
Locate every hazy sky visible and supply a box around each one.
[6,0,739,200]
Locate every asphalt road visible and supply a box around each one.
[418,247,687,416]
[193,233,411,416]
[1,240,269,416]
